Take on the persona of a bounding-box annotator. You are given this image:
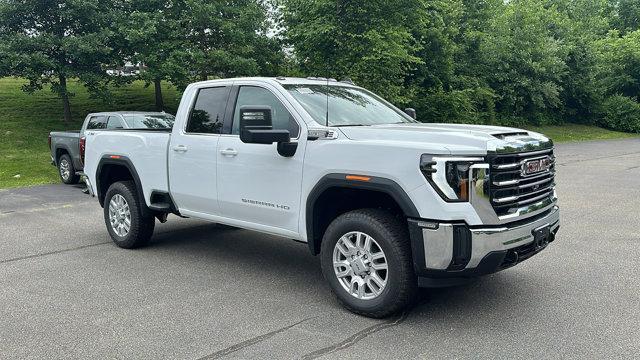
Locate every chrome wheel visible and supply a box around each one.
[59,159,70,181]
[108,194,131,237]
[333,231,388,300]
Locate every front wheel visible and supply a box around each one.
[103,181,155,249]
[320,209,417,318]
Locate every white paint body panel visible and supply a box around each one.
[84,130,171,205]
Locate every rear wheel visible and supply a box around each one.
[58,154,79,184]
[104,181,155,249]
[320,209,417,318]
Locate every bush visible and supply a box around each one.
[599,95,640,133]
[414,87,496,124]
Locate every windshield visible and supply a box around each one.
[283,84,415,126]
[123,113,175,129]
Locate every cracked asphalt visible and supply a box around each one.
[1,139,639,359]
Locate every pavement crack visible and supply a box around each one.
[198,316,317,360]
[300,311,409,360]
[0,204,74,217]
[557,151,640,166]
[0,242,111,265]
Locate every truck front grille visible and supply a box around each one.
[488,149,556,217]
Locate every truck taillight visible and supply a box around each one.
[48,134,52,150]
[79,136,86,165]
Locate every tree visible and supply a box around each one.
[183,0,279,80]
[119,0,282,110]
[480,0,570,120]
[610,0,640,33]
[118,0,190,111]
[545,0,611,122]
[0,0,118,123]
[282,0,422,104]
[595,30,640,97]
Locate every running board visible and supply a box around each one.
[148,202,172,212]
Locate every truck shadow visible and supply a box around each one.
[148,221,326,295]
[146,219,541,320]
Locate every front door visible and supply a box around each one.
[169,85,231,215]
[216,84,306,235]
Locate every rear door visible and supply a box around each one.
[168,85,232,215]
[216,82,307,235]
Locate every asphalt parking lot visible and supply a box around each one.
[1,139,639,359]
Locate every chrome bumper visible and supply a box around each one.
[466,206,559,268]
[412,206,560,272]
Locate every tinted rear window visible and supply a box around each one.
[186,87,230,134]
[86,116,107,129]
[122,114,175,129]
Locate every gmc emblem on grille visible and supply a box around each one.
[521,156,552,176]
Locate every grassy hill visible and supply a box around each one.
[0,77,181,189]
[0,76,637,189]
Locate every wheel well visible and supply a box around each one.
[55,148,69,163]
[97,164,134,206]
[308,187,406,255]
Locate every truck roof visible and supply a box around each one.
[86,111,171,116]
[189,76,357,88]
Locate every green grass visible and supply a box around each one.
[0,77,181,189]
[1,77,638,189]
[525,124,640,143]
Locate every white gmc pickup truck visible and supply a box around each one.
[84,77,560,318]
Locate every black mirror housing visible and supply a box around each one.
[239,105,292,145]
[404,108,417,120]
[242,128,290,144]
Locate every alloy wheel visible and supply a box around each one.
[333,231,389,300]
[109,194,131,237]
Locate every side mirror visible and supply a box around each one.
[404,108,417,120]
[239,106,298,157]
[239,106,290,144]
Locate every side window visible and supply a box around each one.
[106,116,124,129]
[186,86,230,134]
[86,116,107,130]
[232,86,300,137]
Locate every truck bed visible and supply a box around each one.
[50,130,82,170]
[84,130,172,204]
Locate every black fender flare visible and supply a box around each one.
[305,173,420,255]
[96,155,151,217]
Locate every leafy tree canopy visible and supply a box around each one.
[0,0,120,122]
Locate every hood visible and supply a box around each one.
[338,123,553,155]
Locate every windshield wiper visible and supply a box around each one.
[331,124,368,127]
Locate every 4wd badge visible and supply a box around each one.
[521,156,552,176]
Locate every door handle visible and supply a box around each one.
[173,145,188,153]
[220,148,238,157]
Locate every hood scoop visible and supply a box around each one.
[492,131,530,140]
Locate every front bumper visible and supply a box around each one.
[408,206,560,287]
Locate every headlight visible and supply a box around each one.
[420,155,485,202]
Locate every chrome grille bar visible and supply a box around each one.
[488,148,556,217]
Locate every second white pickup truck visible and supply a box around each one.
[84,77,560,318]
